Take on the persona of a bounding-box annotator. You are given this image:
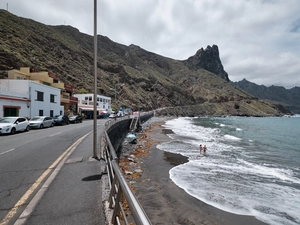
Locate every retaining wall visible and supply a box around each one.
[106,113,154,156]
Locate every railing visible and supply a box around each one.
[100,113,153,225]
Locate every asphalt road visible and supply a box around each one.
[0,119,108,225]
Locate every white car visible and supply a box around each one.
[109,113,117,118]
[0,117,30,134]
[29,116,54,129]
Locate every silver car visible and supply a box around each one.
[0,117,30,134]
[29,116,54,129]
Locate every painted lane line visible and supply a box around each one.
[0,149,15,156]
[0,131,92,225]
[49,132,61,137]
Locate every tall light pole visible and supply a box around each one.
[93,0,98,159]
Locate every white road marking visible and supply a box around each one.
[0,148,15,156]
[49,132,61,137]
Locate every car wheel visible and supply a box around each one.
[51,123,54,127]
[40,124,44,129]
[25,126,30,132]
[10,127,16,134]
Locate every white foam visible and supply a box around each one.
[224,134,241,141]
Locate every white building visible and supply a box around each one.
[0,80,62,118]
[74,94,111,118]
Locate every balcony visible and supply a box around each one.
[60,94,70,104]
[52,82,65,89]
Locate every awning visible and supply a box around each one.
[100,110,108,114]
[79,106,104,111]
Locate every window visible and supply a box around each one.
[37,91,44,101]
[50,110,54,117]
[17,118,25,123]
[85,97,88,100]
[4,107,18,117]
[89,96,92,101]
[39,110,43,116]
[50,94,55,103]
[97,97,100,101]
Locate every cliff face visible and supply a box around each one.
[185,45,229,81]
[0,10,284,116]
[233,79,299,114]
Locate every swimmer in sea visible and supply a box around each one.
[203,145,207,155]
[199,144,203,154]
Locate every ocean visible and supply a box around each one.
[157,116,300,225]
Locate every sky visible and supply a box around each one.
[1,0,300,88]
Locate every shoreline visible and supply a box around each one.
[120,118,268,225]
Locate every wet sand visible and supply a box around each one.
[120,120,268,225]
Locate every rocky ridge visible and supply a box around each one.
[233,79,299,114]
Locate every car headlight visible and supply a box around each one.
[3,125,11,131]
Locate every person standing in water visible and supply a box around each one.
[199,144,203,154]
[203,145,207,155]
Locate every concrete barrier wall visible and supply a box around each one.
[106,113,154,157]
[107,118,132,155]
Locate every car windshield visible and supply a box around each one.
[70,116,76,119]
[53,115,61,119]
[0,118,16,123]
[30,117,43,121]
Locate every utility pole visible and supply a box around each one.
[7,3,8,11]
[93,0,98,159]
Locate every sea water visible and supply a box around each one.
[157,116,300,225]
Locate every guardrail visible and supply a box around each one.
[100,113,153,225]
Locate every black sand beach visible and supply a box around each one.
[120,120,268,225]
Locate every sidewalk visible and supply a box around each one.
[16,127,107,225]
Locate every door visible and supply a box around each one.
[15,118,26,131]
[45,117,51,127]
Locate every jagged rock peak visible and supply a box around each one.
[185,44,229,82]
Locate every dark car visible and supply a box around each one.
[53,115,69,125]
[69,115,83,123]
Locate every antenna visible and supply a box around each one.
[7,3,8,11]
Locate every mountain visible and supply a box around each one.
[0,9,284,116]
[233,79,299,114]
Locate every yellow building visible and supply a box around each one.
[7,67,78,115]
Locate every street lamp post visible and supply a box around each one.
[93,0,98,159]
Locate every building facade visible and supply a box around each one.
[7,67,78,115]
[74,94,111,119]
[0,80,62,118]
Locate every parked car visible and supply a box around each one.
[0,117,30,134]
[53,115,69,125]
[29,116,54,129]
[69,115,83,123]
[109,113,117,118]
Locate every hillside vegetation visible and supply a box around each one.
[0,10,283,116]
